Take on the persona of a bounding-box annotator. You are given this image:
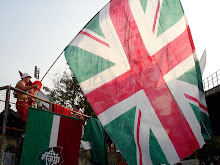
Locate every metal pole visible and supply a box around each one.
[2,86,10,136]
[40,50,64,82]
[208,78,210,90]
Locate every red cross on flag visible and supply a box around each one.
[65,0,212,164]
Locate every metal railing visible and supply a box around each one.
[0,85,53,136]
[203,69,220,91]
[0,85,89,137]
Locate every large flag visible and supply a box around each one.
[64,0,212,164]
[20,108,83,165]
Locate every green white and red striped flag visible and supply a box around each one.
[20,108,83,165]
[65,0,212,164]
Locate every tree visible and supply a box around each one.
[197,136,220,162]
[43,70,96,118]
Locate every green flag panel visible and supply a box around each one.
[189,104,212,140]
[20,108,54,165]
[85,12,105,38]
[149,129,169,165]
[139,0,148,13]
[105,107,137,165]
[65,46,115,83]
[157,0,184,37]
[177,62,203,92]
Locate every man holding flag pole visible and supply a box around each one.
[15,72,40,125]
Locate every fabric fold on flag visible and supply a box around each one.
[199,49,207,75]
[20,108,83,165]
[52,104,72,117]
[82,117,109,165]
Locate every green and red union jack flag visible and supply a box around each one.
[65,0,212,164]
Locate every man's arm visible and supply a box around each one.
[16,81,40,91]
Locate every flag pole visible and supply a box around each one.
[71,109,90,118]
[40,50,64,82]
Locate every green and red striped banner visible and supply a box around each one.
[20,108,83,165]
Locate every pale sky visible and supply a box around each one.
[0,0,219,88]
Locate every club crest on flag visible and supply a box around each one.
[37,146,64,165]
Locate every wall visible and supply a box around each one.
[205,85,220,136]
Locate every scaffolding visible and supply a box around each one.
[203,69,220,91]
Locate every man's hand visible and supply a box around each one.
[33,83,40,88]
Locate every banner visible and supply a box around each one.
[20,108,83,165]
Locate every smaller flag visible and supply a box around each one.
[20,108,83,165]
[82,117,109,165]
